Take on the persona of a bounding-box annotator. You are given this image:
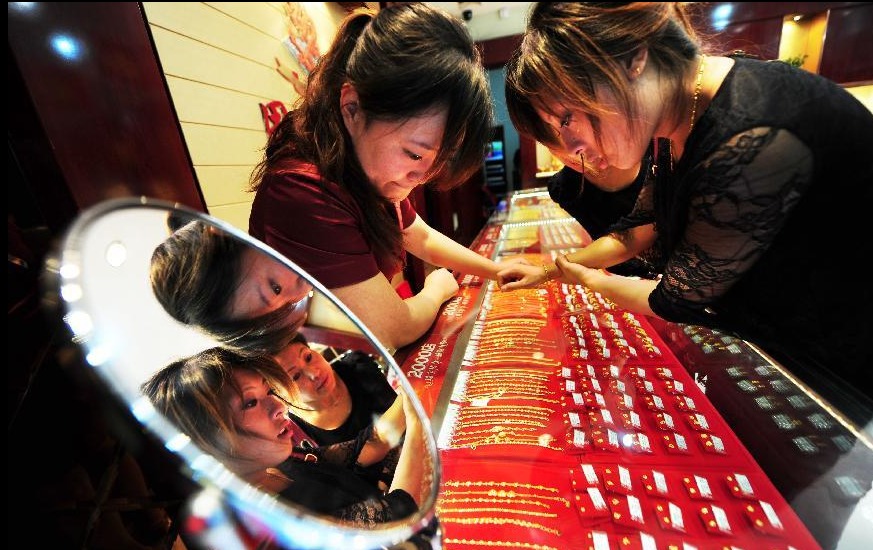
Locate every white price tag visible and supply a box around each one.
[582,463,598,485]
[695,475,713,499]
[567,411,581,428]
[619,465,632,490]
[592,531,610,550]
[734,473,754,497]
[760,501,783,530]
[653,471,668,495]
[588,488,607,511]
[669,502,685,530]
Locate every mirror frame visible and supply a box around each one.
[43,196,441,550]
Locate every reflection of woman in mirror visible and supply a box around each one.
[141,348,425,526]
[150,220,312,354]
[248,4,528,350]
[275,333,403,490]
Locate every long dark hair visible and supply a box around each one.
[142,347,293,466]
[250,3,494,263]
[506,2,700,154]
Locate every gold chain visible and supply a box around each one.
[436,507,558,518]
[443,538,558,550]
[442,489,569,506]
[443,480,560,493]
[438,497,552,509]
[440,516,560,536]
[689,55,706,133]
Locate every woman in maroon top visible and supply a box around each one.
[248,4,526,351]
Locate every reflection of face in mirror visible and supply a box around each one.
[275,334,401,490]
[149,220,316,354]
[228,246,313,321]
[141,347,426,526]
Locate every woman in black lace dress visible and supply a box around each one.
[142,347,425,526]
[497,3,873,412]
[275,333,404,491]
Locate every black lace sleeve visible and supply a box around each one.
[335,489,418,526]
[309,434,366,469]
[305,423,402,489]
[650,127,813,323]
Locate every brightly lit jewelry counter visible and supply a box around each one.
[398,188,872,550]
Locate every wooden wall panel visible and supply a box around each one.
[179,124,266,165]
[146,3,285,65]
[141,1,335,227]
[148,27,291,100]
[165,77,267,130]
[194,165,258,205]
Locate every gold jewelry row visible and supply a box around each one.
[440,516,560,536]
[443,538,558,550]
[443,480,560,493]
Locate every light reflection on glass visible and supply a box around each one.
[712,4,734,31]
[49,32,84,62]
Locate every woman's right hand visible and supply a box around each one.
[423,267,459,302]
[496,263,548,291]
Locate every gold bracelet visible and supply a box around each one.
[454,426,540,437]
[440,517,560,536]
[542,263,554,280]
[435,507,558,518]
[470,368,553,376]
[463,388,550,396]
[466,379,550,389]
[449,440,563,452]
[443,480,560,493]
[438,497,551,509]
[455,419,547,429]
[444,538,558,550]
[442,489,569,507]
[464,396,560,405]
[457,414,551,423]
[480,319,547,327]
[470,380,553,390]
[459,404,554,413]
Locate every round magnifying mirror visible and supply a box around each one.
[42,197,441,550]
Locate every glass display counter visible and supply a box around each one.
[398,188,872,550]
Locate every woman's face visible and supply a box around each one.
[223,368,296,467]
[274,342,337,405]
[346,107,448,203]
[536,87,652,173]
[228,247,313,324]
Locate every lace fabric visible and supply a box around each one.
[612,57,873,391]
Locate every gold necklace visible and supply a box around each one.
[440,517,561,536]
[689,55,706,133]
[443,538,558,550]
[443,480,560,493]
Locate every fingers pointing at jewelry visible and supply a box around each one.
[496,263,541,291]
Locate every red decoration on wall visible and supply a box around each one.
[260,100,288,136]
